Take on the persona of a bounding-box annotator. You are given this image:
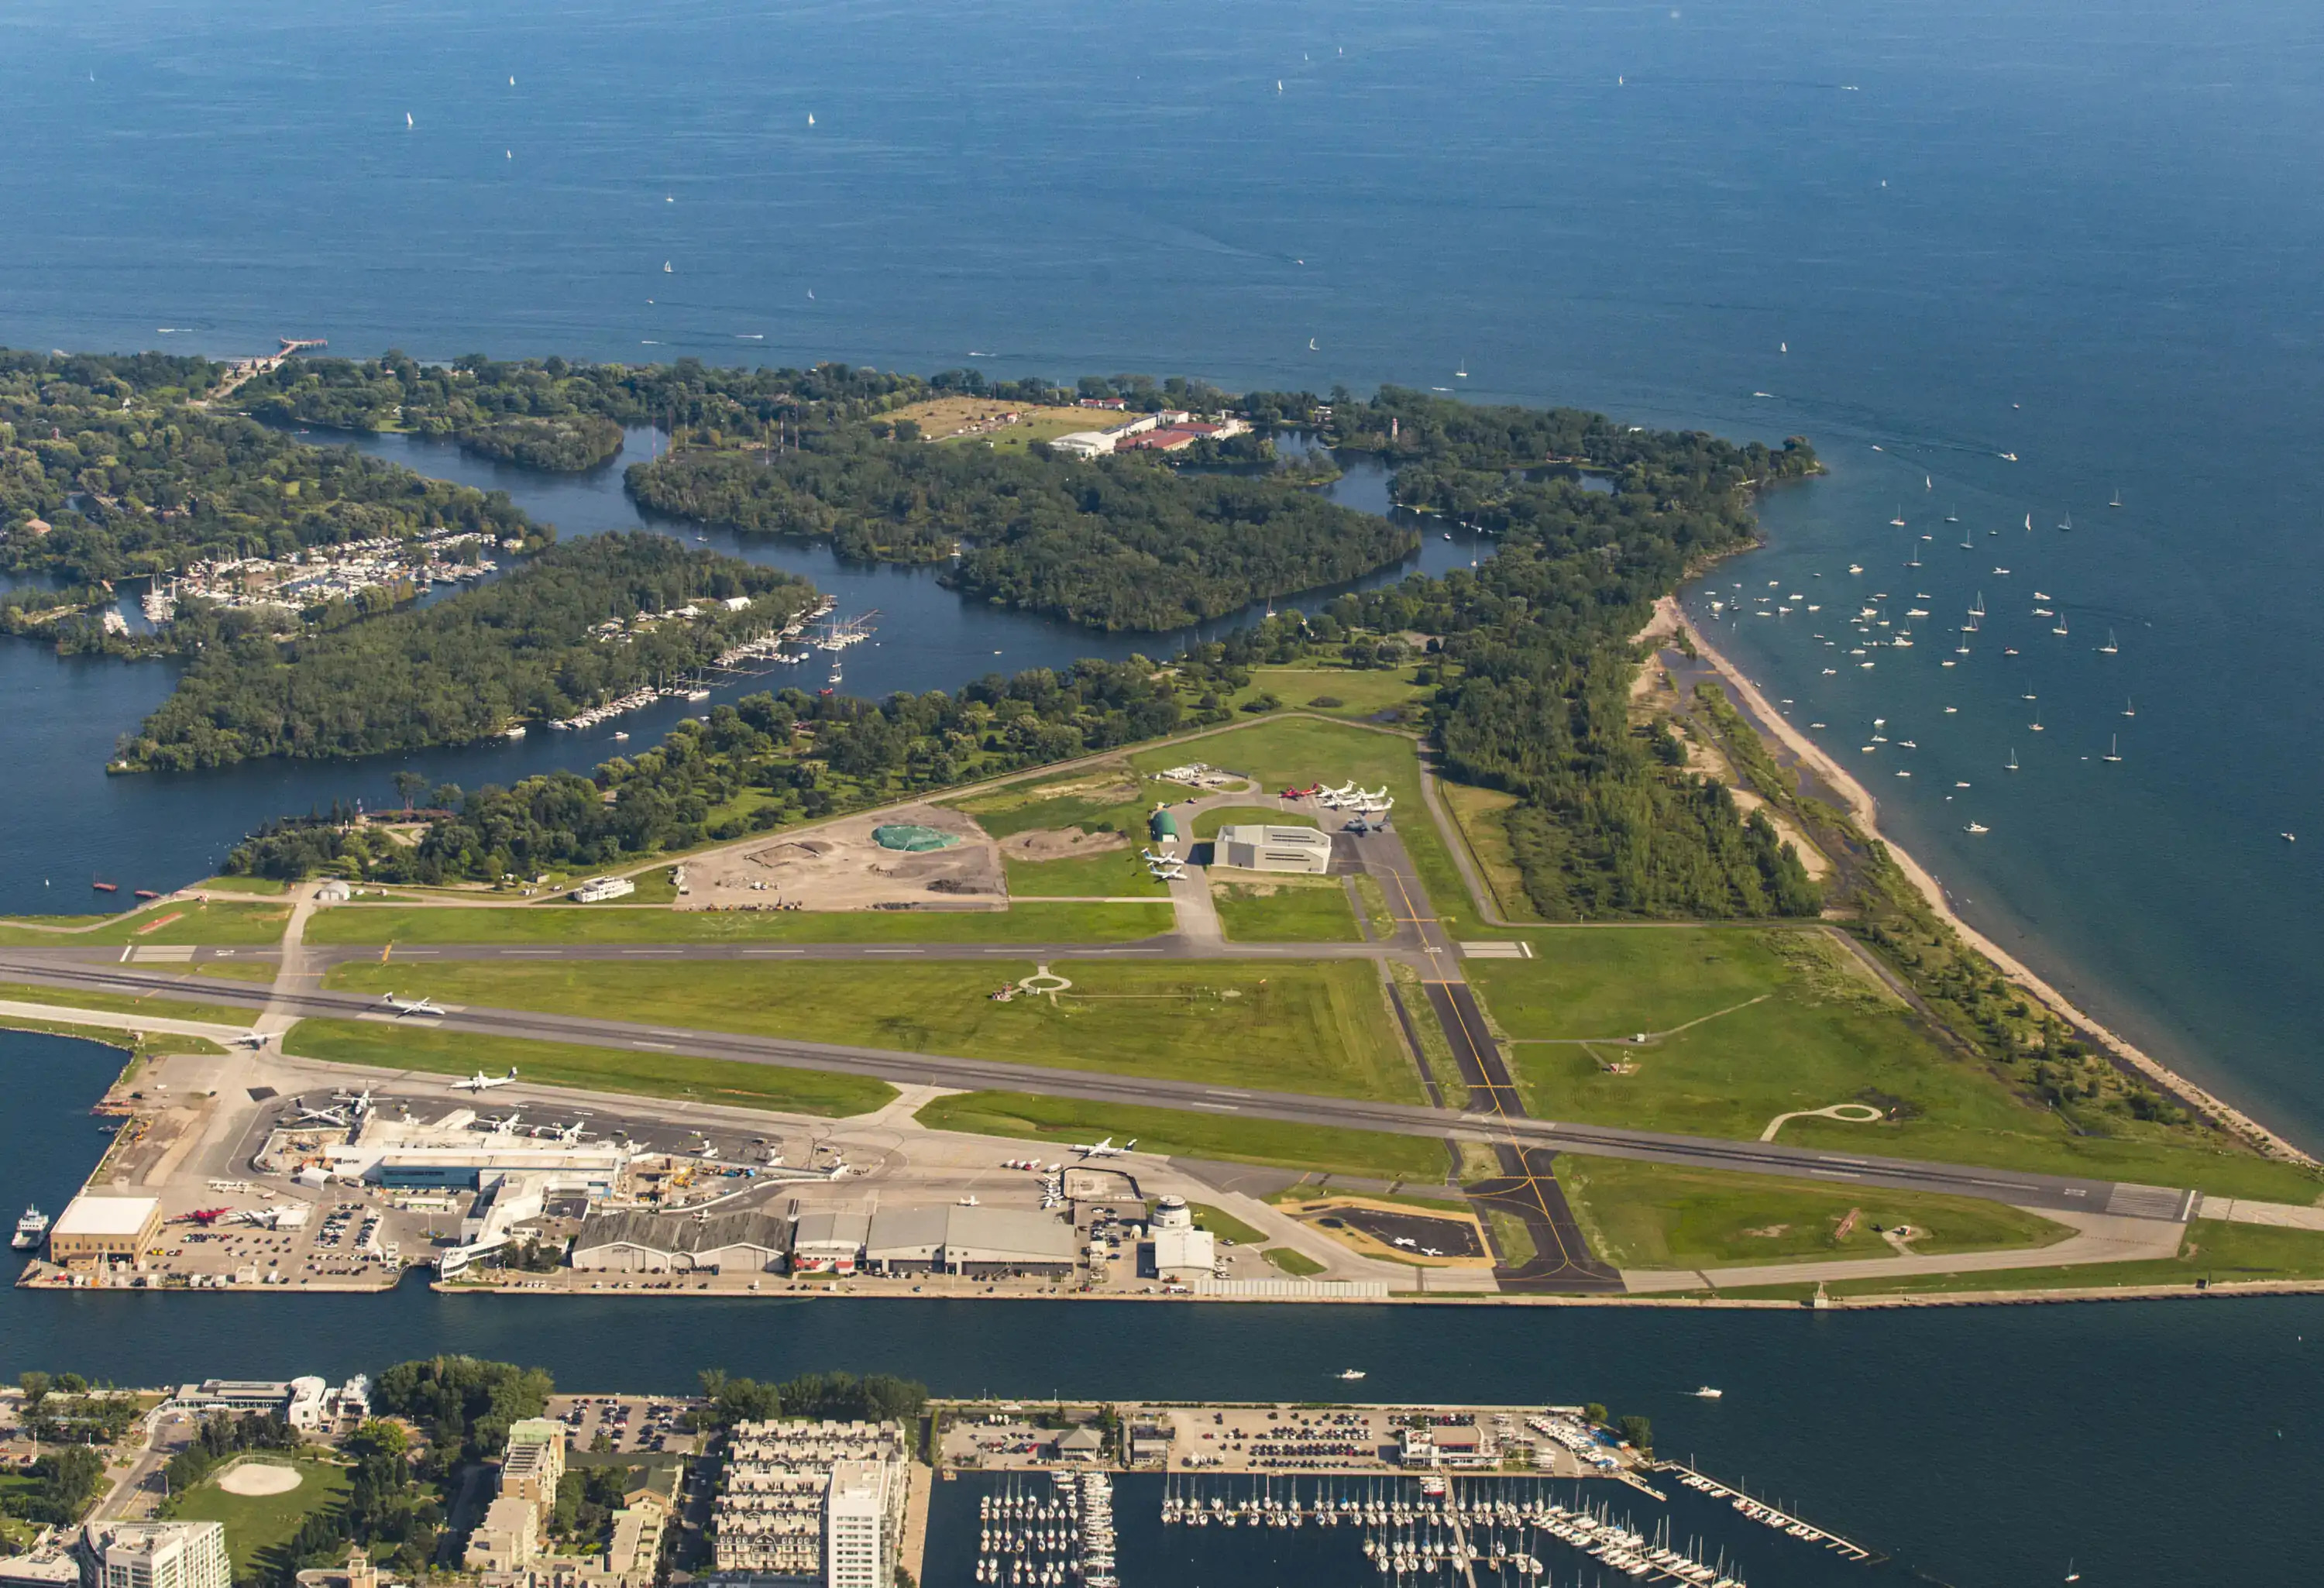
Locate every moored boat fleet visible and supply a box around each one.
[1666,1464,1875,1561]
[971,1471,1114,1588]
[1160,1477,1753,1585]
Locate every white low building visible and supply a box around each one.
[1146,1195,1217,1283]
[1212,823,1334,875]
[571,877,635,903]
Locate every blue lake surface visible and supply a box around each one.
[4,1,2324,1578]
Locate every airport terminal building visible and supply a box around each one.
[1212,824,1332,875]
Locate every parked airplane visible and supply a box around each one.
[452,1067,517,1091]
[482,1111,523,1136]
[1279,783,1322,799]
[332,1088,376,1116]
[1072,1136,1138,1158]
[174,1207,235,1226]
[288,1099,352,1127]
[379,992,444,1017]
[531,1119,593,1144]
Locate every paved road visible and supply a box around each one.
[0,949,2183,1218]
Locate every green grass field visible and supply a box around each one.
[282,1019,896,1117]
[167,1457,349,1573]
[0,899,290,948]
[305,900,1174,947]
[915,1091,1450,1181]
[0,980,257,1026]
[192,876,291,896]
[1719,1219,2324,1300]
[1212,878,1361,943]
[1236,665,1433,720]
[1436,780,1538,923]
[1263,1246,1327,1276]
[1556,1153,2071,1270]
[1002,847,1169,899]
[321,957,1423,1102]
[191,961,284,984]
[1128,717,1481,935]
[1184,1202,1267,1244]
[1470,927,2324,1202]
[950,768,1155,841]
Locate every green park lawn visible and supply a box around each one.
[1183,1202,1268,1244]
[1234,665,1434,720]
[282,1019,896,1117]
[914,1091,1449,1182]
[1262,1246,1328,1276]
[1002,847,1170,899]
[1470,927,2324,1202]
[1555,1154,2071,1270]
[167,1457,349,1573]
[321,957,1423,1102]
[1211,878,1361,943]
[303,899,1173,947]
[0,899,290,948]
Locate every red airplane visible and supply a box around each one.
[1280,784,1322,799]
[175,1208,235,1226]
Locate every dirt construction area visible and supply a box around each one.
[680,804,1004,911]
[999,827,1129,861]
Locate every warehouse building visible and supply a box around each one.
[1212,823,1333,875]
[46,1195,163,1268]
[862,1205,1077,1278]
[569,1212,789,1274]
[788,1211,871,1274]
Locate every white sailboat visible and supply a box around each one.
[2029,710,2044,732]
[2099,628,2119,655]
[2102,735,2123,764]
[2123,697,2137,717]
[2007,748,2020,771]
[1890,505,1907,527]
[2052,612,2070,637]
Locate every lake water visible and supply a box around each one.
[5,0,2324,1577]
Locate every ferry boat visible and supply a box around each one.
[13,1205,47,1250]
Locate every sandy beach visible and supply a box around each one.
[1662,596,2316,1169]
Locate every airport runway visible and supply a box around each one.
[0,948,2188,1219]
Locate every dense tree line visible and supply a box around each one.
[161,1411,303,1494]
[0,351,543,596]
[371,1356,555,1464]
[223,655,1185,882]
[628,433,1412,630]
[119,534,816,771]
[692,1369,927,1430]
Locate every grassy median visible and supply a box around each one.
[305,899,1174,947]
[0,899,291,948]
[1212,878,1361,943]
[281,1018,896,1117]
[321,958,1424,1102]
[915,1091,1449,1181]
[1556,1154,2071,1270]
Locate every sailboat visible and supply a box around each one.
[1925,475,1933,490]
[2123,697,2137,717]
[2109,488,2123,508]
[1970,591,1986,617]
[663,260,673,273]
[1455,360,1468,378]
[1890,505,1907,527]
[405,112,414,127]
[1945,504,1960,523]
[2007,748,2020,771]
[806,112,815,125]
[2102,735,2123,764]
[2058,510,2073,531]
[2029,710,2044,732]
[2024,512,2033,531]
[2099,628,2119,655]
[2052,612,2070,637]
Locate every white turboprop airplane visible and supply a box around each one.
[1072,1136,1138,1158]
[289,1099,352,1127]
[379,992,445,1017]
[483,1111,523,1136]
[230,1030,271,1049]
[332,1088,376,1115]
[532,1120,593,1144]
[452,1067,518,1092]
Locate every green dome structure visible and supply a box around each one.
[871,823,960,853]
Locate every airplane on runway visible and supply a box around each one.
[1071,1136,1137,1158]
[379,993,445,1017]
[229,1031,270,1049]
[452,1067,517,1091]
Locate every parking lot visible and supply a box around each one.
[545,1393,703,1456]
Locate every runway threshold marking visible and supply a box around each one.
[1191,1102,1240,1112]
[632,1040,676,1050]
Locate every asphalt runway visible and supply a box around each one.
[0,948,2185,1219]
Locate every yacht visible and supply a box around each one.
[1965,822,1989,834]
[1338,1370,1368,1381]
[12,1205,46,1250]
[1688,1387,1723,1400]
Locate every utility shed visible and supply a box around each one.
[1148,808,1180,844]
[1214,823,1332,875]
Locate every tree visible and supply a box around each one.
[391,771,428,811]
[1618,1415,1652,1452]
